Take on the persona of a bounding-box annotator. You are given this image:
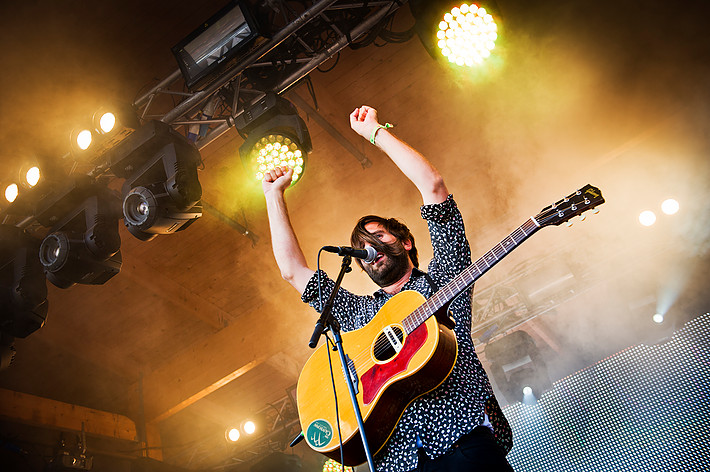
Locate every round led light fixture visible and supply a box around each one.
[248,133,305,184]
[436,3,498,67]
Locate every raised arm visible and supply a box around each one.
[350,105,449,205]
[262,166,314,294]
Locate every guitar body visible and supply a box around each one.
[296,290,458,466]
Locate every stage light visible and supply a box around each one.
[69,105,140,162]
[241,419,257,435]
[94,110,116,134]
[35,179,122,289]
[639,210,656,227]
[250,134,305,182]
[436,3,498,66]
[24,166,41,188]
[225,427,240,442]
[0,225,48,339]
[411,1,501,66]
[237,93,311,185]
[4,183,19,203]
[653,313,664,323]
[75,129,93,151]
[172,0,260,90]
[661,198,679,215]
[522,386,533,396]
[107,120,203,241]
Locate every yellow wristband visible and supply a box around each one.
[370,123,393,144]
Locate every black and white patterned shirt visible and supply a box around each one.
[301,195,512,472]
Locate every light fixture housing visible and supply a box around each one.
[108,120,203,241]
[0,225,48,338]
[410,0,501,66]
[35,178,122,289]
[237,94,311,185]
[172,0,260,90]
[70,104,140,162]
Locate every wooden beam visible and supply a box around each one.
[150,356,267,423]
[0,387,138,441]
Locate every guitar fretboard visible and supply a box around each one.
[402,217,540,334]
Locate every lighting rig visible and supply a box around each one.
[0,0,423,371]
[135,0,416,166]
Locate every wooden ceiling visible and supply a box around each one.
[1,0,710,470]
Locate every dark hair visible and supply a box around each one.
[350,215,418,269]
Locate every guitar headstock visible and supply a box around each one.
[535,184,605,227]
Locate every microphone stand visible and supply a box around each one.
[308,255,376,472]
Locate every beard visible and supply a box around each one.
[362,239,411,288]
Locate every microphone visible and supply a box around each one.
[322,245,377,263]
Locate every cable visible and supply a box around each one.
[324,332,347,469]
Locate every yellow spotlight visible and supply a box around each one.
[435,3,498,67]
[97,112,116,134]
[242,420,256,435]
[639,210,656,227]
[25,166,41,188]
[75,129,93,151]
[247,133,306,184]
[225,427,240,442]
[4,183,19,203]
[661,198,679,215]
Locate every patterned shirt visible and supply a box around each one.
[301,195,512,472]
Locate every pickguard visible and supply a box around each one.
[361,323,428,405]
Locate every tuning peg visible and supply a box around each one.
[592,208,600,214]
[579,214,587,222]
[566,221,574,227]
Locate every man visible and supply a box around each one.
[262,105,513,472]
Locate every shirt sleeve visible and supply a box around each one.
[301,270,374,332]
[420,194,472,284]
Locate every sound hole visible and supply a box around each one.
[373,325,404,362]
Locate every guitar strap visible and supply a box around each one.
[423,272,439,293]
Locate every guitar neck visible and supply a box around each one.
[402,217,541,334]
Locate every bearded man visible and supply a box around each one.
[262,105,514,472]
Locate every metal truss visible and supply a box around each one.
[470,246,601,345]
[221,389,302,468]
[132,0,412,153]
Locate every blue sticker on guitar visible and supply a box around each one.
[306,419,333,448]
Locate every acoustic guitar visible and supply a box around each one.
[296,184,605,465]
